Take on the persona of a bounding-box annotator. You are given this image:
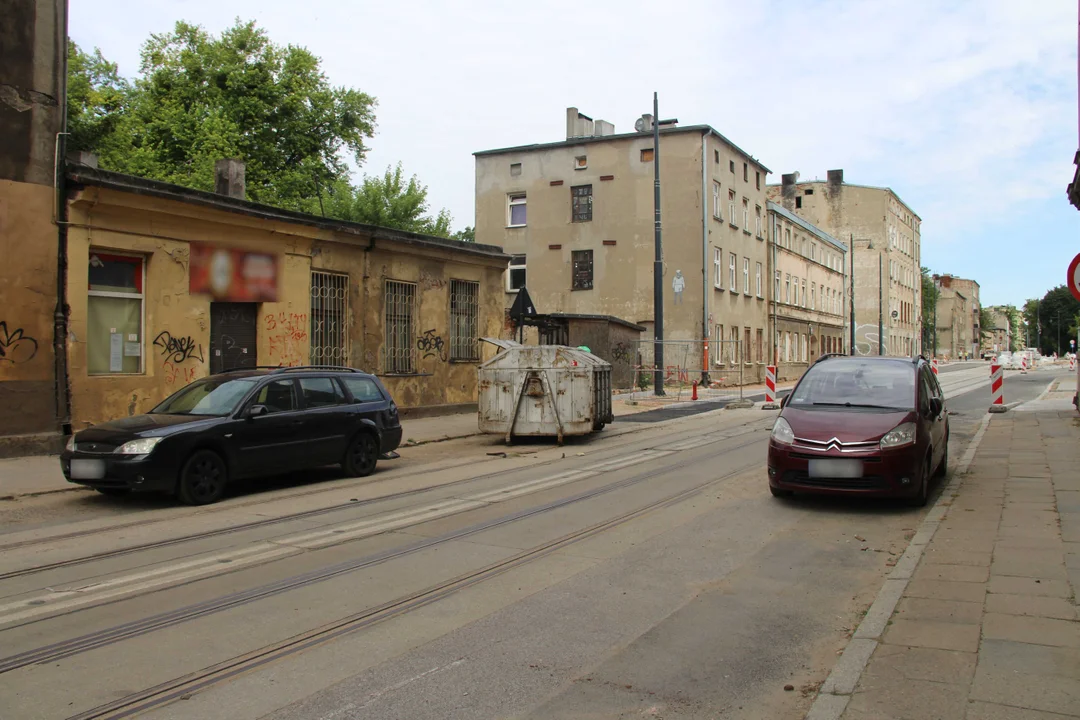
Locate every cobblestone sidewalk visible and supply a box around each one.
[814,410,1080,719]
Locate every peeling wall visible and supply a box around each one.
[65,184,507,428]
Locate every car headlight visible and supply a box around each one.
[879,422,916,449]
[115,437,163,455]
[771,417,794,445]
[65,435,75,452]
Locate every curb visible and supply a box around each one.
[804,410,995,720]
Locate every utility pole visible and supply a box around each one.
[849,234,856,355]
[878,252,884,355]
[652,92,665,396]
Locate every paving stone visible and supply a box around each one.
[984,593,1079,621]
[906,579,988,603]
[882,618,980,652]
[994,537,1064,552]
[922,548,992,567]
[982,613,1080,648]
[970,666,1080,716]
[965,700,1080,720]
[977,638,1080,679]
[846,676,970,720]
[987,575,1072,598]
[913,563,990,584]
[894,597,983,624]
[859,643,976,686]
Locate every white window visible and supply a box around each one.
[507,254,526,292]
[88,252,145,374]
[742,198,749,231]
[784,332,791,362]
[793,277,799,306]
[774,270,781,300]
[728,191,736,224]
[713,182,722,220]
[508,193,527,227]
[714,247,723,288]
[743,258,750,294]
[729,253,737,290]
[755,262,763,298]
[755,206,762,237]
[810,243,816,261]
[811,282,816,310]
[785,274,791,304]
[802,279,807,307]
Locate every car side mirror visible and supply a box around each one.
[779,395,788,408]
[929,398,942,417]
[247,404,269,419]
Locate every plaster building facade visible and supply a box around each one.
[933,275,980,359]
[982,305,1012,356]
[767,170,921,357]
[766,202,847,380]
[934,285,970,361]
[475,108,771,385]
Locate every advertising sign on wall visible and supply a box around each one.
[189,244,279,302]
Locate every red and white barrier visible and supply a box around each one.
[989,363,1007,413]
[763,365,779,409]
[931,359,938,375]
[1071,356,1076,371]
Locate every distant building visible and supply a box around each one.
[766,202,847,379]
[934,275,981,359]
[767,170,921,357]
[982,305,1012,355]
[474,107,771,384]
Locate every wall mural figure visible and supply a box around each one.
[672,269,685,305]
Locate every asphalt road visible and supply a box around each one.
[0,364,1067,720]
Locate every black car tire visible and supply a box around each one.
[908,454,931,507]
[935,433,949,479]
[177,450,228,506]
[343,433,378,478]
[769,486,793,498]
[95,488,131,497]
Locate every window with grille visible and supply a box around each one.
[310,271,349,367]
[450,280,479,361]
[571,185,593,222]
[572,250,593,290]
[383,280,416,374]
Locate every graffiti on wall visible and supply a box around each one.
[265,312,308,367]
[419,271,446,291]
[417,329,447,362]
[153,331,205,365]
[0,321,39,365]
[853,324,882,356]
[611,342,632,364]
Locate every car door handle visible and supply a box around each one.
[290,420,304,427]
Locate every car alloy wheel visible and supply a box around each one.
[344,433,378,478]
[178,450,227,505]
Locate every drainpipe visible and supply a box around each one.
[771,212,778,365]
[53,1,72,436]
[700,131,710,384]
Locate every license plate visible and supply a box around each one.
[70,459,106,480]
[808,459,864,479]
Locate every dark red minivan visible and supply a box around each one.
[767,355,948,506]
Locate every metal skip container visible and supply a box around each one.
[477,340,613,444]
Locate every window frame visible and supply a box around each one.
[712,181,722,220]
[742,257,750,296]
[728,190,736,224]
[714,247,723,289]
[728,253,737,292]
[383,279,417,375]
[449,279,480,362]
[87,250,146,376]
[571,184,593,223]
[507,193,527,228]
[310,270,349,367]
[571,249,594,291]
[506,254,526,293]
[755,262,763,298]
[742,198,749,231]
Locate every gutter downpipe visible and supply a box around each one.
[700,131,710,384]
[53,0,72,436]
[770,211,778,365]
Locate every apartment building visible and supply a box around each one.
[982,305,1012,355]
[766,202,847,378]
[934,274,981,359]
[474,108,771,383]
[767,170,921,357]
[934,286,970,360]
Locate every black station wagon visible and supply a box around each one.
[60,366,403,505]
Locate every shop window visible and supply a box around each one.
[88,252,144,374]
[310,271,349,366]
[450,279,480,361]
[383,280,416,374]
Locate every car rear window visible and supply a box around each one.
[341,376,384,403]
[299,377,347,407]
[789,359,915,410]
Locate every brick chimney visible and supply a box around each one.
[827,169,844,186]
[780,173,798,211]
[214,159,245,199]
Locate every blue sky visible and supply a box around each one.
[69,0,1079,308]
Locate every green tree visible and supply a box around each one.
[451,226,475,243]
[316,163,453,237]
[1028,286,1080,356]
[978,307,995,341]
[1003,305,1022,351]
[86,19,377,211]
[66,41,129,153]
[920,267,939,354]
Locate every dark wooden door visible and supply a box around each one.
[209,303,258,374]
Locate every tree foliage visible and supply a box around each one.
[978,307,996,340]
[920,267,939,353]
[1022,286,1080,356]
[66,41,129,154]
[314,163,454,237]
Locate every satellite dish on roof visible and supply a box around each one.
[635,114,654,133]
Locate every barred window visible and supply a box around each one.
[383,280,416,374]
[571,184,593,222]
[450,280,479,361]
[310,271,349,367]
[572,249,593,290]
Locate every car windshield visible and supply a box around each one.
[151,377,260,416]
[788,359,915,410]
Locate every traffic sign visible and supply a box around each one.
[1069,253,1080,302]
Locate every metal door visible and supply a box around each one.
[210,303,258,374]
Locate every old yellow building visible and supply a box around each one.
[60,165,509,429]
[767,202,847,380]
[474,107,771,385]
[768,170,922,357]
